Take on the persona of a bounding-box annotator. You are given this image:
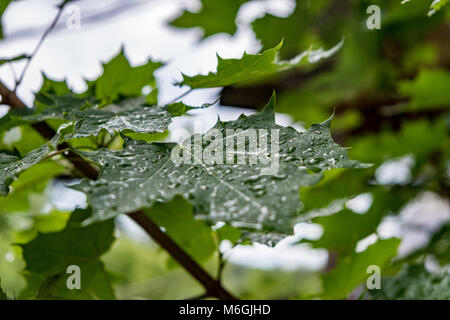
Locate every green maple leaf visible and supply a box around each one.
[170,0,247,39]
[37,97,172,139]
[301,187,416,255]
[86,49,163,105]
[36,74,71,98]
[177,40,343,89]
[20,209,116,300]
[72,93,365,240]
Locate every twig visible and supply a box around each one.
[7,63,18,83]
[43,148,70,160]
[14,1,69,91]
[217,250,226,285]
[129,211,236,300]
[0,80,237,300]
[167,89,193,104]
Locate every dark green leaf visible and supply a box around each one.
[72,93,365,241]
[177,41,343,89]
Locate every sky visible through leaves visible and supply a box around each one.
[0,0,448,300]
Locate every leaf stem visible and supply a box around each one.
[167,89,193,104]
[43,148,70,160]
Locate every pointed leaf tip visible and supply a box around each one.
[261,91,276,113]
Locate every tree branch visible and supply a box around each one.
[128,211,236,300]
[0,80,236,300]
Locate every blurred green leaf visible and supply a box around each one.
[303,188,412,255]
[86,49,163,105]
[145,195,216,266]
[370,263,450,299]
[0,161,66,213]
[0,143,55,196]
[0,0,11,39]
[350,118,448,165]
[252,0,329,58]
[21,209,116,299]
[399,69,450,110]
[217,224,242,245]
[320,238,400,299]
[170,0,247,38]
[428,0,449,16]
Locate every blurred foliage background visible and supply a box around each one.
[0,0,449,300]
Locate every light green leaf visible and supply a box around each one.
[0,161,67,214]
[321,238,400,299]
[36,74,71,99]
[302,188,414,255]
[300,168,369,213]
[349,118,448,165]
[21,209,116,299]
[166,99,218,117]
[177,41,343,89]
[170,0,247,39]
[0,144,54,196]
[399,69,450,110]
[428,0,449,16]
[217,224,242,245]
[72,93,365,241]
[0,239,25,299]
[144,195,216,265]
[87,49,163,105]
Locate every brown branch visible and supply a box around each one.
[0,80,236,300]
[128,211,236,300]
